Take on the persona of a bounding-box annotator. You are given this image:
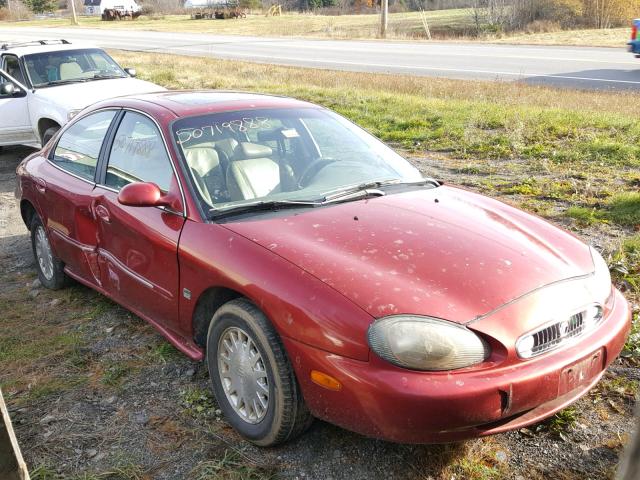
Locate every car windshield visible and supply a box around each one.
[24,48,127,88]
[172,108,424,215]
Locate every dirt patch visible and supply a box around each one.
[1,146,638,479]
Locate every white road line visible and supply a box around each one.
[160,47,640,85]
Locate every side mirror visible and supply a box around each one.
[124,68,137,78]
[0,82,16,96]
[118,182,170,207]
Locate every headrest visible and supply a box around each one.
[184,147,219,177]
[235,142,272,160]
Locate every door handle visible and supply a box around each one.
[95,204,111,223]
[33,177,46,194]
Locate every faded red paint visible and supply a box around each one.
[16,91,632,444]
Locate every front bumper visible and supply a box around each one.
[284,288,631,443]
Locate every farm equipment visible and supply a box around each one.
[185,0,246,19]
[102,8,141,20]
[84,0,142,20]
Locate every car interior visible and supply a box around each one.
[24,50,124,86]
[180,125,304,207]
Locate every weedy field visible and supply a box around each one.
[0,52,638,479]
[4,10,631,46]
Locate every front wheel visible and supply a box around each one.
[206,298,312,446]
[41,126,59,147]
[30,215,69,289]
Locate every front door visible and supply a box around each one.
[0,69,34,146]
[94,110,185,328]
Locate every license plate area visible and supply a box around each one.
[558,348,604,396]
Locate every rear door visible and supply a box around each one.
[93,110,186,329]
[42,109,119,285]
[0,69,34,146]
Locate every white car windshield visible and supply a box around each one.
[24,48,127,87]
[172,108,425,215]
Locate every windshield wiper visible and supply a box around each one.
[322,177,439,203]
[41,78,90,86]
[210,199,320,220]
[92,73,126,80]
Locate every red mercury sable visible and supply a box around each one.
[14,91,631,446]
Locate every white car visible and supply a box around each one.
[0,39,163,148]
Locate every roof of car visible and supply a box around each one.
[0,40,98,57]
[111,90,321,117]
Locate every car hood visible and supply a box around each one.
[223,185,595,323]
[33,77,164,109]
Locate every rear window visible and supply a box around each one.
[52,110,116,181]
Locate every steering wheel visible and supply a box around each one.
[298,157,338,188]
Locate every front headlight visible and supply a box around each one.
[589,246,613,303]
[67,109,81,122]
[367,316,491,371]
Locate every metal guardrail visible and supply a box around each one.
[0,389,29,480]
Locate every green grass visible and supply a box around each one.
[622,312,640,360]
[566,206,601,225]
[607,193,640,227]
[548,407,580,434]
[610,235,640,293]
[148,341,181,364]
[101,360,133,387]
[180,386,216,416]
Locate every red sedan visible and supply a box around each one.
[15,91,631,446]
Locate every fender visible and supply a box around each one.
[178,220,374,361]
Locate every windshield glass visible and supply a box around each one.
[24,48,127,87]
[172,108,422,214]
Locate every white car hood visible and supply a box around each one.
[33,77,165,110]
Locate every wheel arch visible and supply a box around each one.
[20,199,37,231]
[191,286,244,348]
[37,118,61,142]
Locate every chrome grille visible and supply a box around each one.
[531,313,584,355]
[516,305,602,359]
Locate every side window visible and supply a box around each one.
[3,55,26,86]
[0,71,20,98]
[52,110,117,181]
[105,112,174,192]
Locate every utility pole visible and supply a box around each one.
[70,0,79,25]
[380,0,388,38]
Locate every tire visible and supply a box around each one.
[41,126,59,147]
[30,215,69,290]
[206,298,313,446]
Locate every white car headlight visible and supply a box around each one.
[368,316,491,371]
[589,246,613,303]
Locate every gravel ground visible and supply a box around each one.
[1,145,638,480]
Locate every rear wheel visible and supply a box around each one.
[30,215,69,290]
[206,298,312,446]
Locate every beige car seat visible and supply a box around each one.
[59,62,83,80]
[226,143,280,201]
[184,147,221,206]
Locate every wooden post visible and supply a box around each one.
[0,389,30,480]
[70,0,79,25]
[380,0,387,38]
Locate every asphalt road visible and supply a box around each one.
[1,26,639,90]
